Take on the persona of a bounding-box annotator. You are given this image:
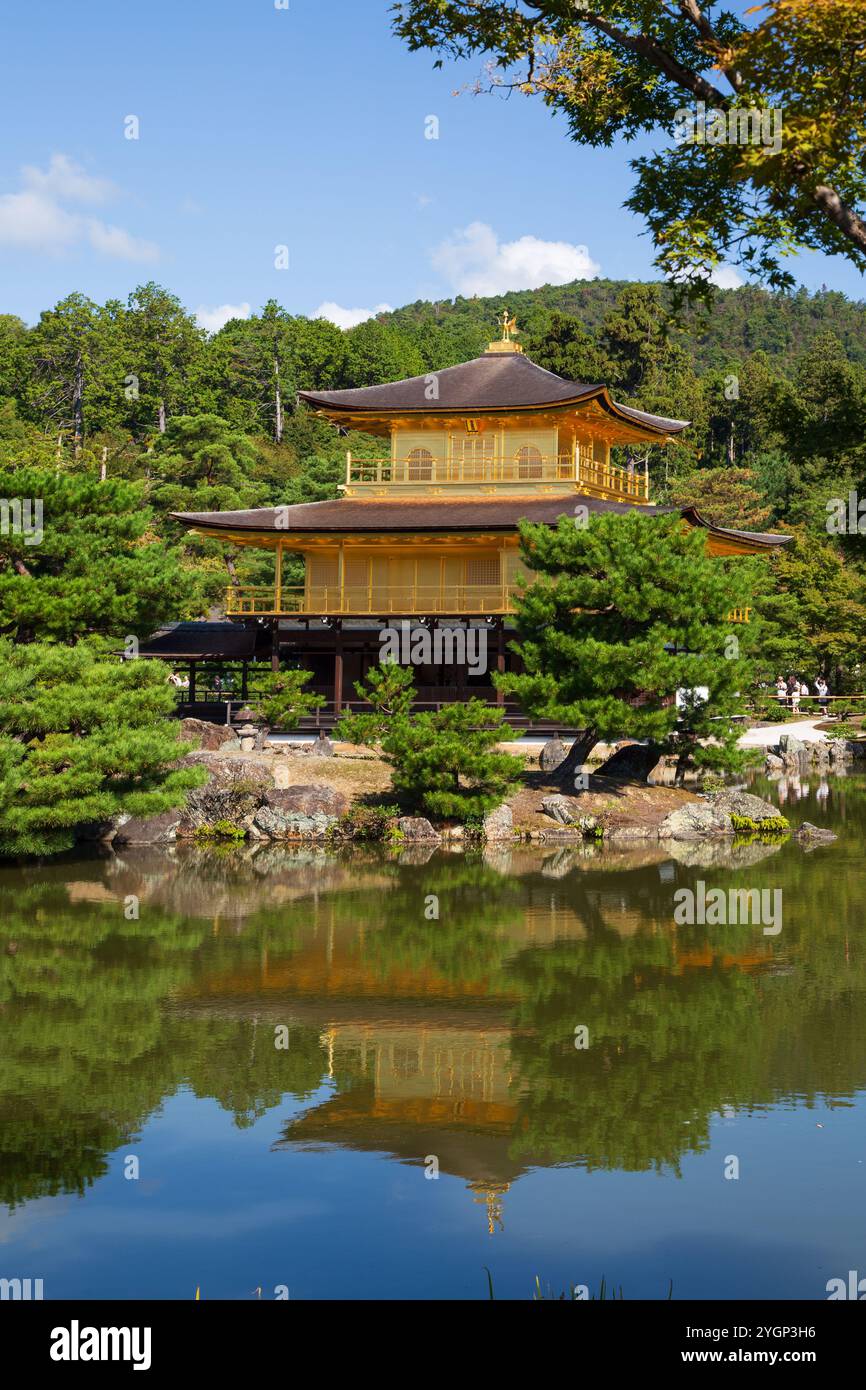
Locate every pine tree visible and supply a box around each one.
[338,663,520,820]
[498,511,759,779]
[249,669,324,729]
[0,641,206,857]
[0,466,194,643]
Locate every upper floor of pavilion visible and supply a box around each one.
[298,319,689,505]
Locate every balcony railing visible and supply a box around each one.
[226,583,518,618]
[345,452,649,500]
[227,587,757,624]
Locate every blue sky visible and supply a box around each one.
[0,0,863,329]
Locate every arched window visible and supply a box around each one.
[516,444,543,480]
[406,446,434,482]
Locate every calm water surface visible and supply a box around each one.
[1,773,864,1300]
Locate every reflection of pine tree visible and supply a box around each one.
[0,884,326,1206]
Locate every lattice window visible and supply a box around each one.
[451,434,494,479]
[516,444,543,479]
[466,555,501,587]
[308,557,339,588]
[406,446,434,482]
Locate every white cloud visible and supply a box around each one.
[194,302,251,334]
[87,219,158,262]
[709,264,745,290]
[0,154,158,261]
[22,153,114,204]
[312,301,393,330]
[432,221,600,296]
[0,189,80,252]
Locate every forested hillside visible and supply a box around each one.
[2,276,866,683]
[385,280,866,375]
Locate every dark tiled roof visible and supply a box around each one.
[173,498,790,548]
[298,350,689,434]
[136,622,260,660]
[176,495,657,533]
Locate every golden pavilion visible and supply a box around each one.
[175,316,787,716]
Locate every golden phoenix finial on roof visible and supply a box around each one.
[501,309,518,341]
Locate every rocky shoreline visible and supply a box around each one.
[78,718,840,855]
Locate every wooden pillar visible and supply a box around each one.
[188,661,196,703]
[274,541,283,615]
[496,620,506,705]
[334,622,344,714]
[271,620,281,671]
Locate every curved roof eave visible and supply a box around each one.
[299,383,689,437]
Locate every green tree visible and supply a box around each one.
[121,282,207,438]
[23,293,119,448]
[392,0,866,294]
[754,527,866,687]
[498,511,759,778]
[0,641,205,857]
[670,467,773,531]
[343,318,425,386]
[0,314,28,403]
[0,467,192,642]
[250,668,324,729]
[338,663,521,820]
[524,312,611,382]
[337,660,416,743]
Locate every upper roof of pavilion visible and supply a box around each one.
[298,341,690,441]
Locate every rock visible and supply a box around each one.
[248,785,348,839]
[179,717,236,752]
[658,802,730,840]
[75,813,130,844]
[541,793,581,824]
[777,732,810,772]
[270,735,335,758]
[539,738,569,774]
[113,811,183,845]
[765,752,784,772]
[396,816,441,843]
[252,804,335,839]
[239,737,255,752]
[595,742,663,783]
[265,785,349,818]
[179,758,273,832]
[482,804,514,841]
[793,821,838,845]
[603,823,655,841]
[778,733,805,755]
[711,790,784,824]
[659,790,784,841]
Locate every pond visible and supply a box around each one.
[1,772,863,1301]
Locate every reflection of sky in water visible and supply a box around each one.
[1,774,865,1300]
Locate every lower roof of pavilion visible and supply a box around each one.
[174,495,791,556]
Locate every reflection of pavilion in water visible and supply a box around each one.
[176,874,775,1231]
